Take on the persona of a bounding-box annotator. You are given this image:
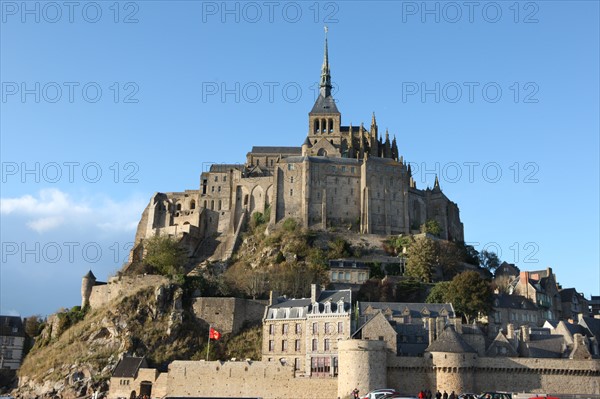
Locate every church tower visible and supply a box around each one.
[306,28,342,157]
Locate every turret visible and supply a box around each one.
[384,129,391,158]
[302,136,311,156]
[347,123,354,158]
[391,136,399,161]
[369,113,379,157]
[81,270,96,308]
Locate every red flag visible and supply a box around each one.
[209,327,221,340]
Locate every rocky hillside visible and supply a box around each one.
[14,279,261,399]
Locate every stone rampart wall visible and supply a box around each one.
[89,275,169,309]
[167,360,337,399]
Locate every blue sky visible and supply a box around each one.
[1,1,598,317]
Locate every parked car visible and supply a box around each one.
[362,389,401,399]
[479,393,512,399]
[459,394,478,399]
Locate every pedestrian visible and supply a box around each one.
[426,389,432,399]
[419,390,425,399]
[352,388,360,399]
[443,391,448,399]
[449,391,456,399]
[435,390,442,399]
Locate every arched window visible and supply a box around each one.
[203,200,207,208]
[190,200,196,210]
[329,118,334,133]
[211,200,214,210]
[314,120,319,134]
[218,200,222,211]
[176,203,182,211]
[321,118,326,133]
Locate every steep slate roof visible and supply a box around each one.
[486,331,519,357]
[495,262,520,277]
[425,326,476,353]
[359,302,455,319]
[310,94,339,114]
[520,335,566,358]
[493,294,537,310]
[83,270,96,280]
[395,323,430,356]
[0,316,25,337]
[209,164,244,173]
[112,356,147,378]
[266,289,352,319]
[563,321,589,337]
[250,146,302,155]
[579,316,600,338]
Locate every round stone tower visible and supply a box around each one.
[425,326,476,393]
[81,270,96,308]
[338,339,387,399]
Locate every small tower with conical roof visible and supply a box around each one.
[81,270,96,308]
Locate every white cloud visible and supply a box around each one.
[26,216,65,233]
[0,189,145,234]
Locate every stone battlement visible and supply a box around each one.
[89,275,169,309]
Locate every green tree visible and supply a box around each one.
[327,237,352,259]
[23,315,43,337]
[426,281,451,303]
[420,219,442,237]
[435,240,462,279]
[479,250,500,271]
[445,271,493,323]
[357,278,381,301]
[395,278,427,302]
[405,236,437,282]
[457,242,480,266]
[383,235,411,256]
[143,235,188,277]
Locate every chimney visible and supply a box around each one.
[507,323,515,340]
[520,325,530,342]
[311,284,320,303]
[269,290,280,306]
[519,271,529,286]
[428,318,436,344]
[437,317,446,335]
[453,319,463,334]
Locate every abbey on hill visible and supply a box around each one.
[130,32,464,264]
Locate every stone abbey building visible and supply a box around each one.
[131,34,464,262]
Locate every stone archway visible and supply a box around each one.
[139,381,152,397]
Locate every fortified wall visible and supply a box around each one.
[191,297,267,335]
[87,275,170,309]
[109,340,600,399]
[338,340,600,398]
[167,360,337,399]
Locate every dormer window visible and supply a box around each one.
[312,303,320,314]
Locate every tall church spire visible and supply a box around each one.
[320,26,332,98]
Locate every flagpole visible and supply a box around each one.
[206,325,211,361]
